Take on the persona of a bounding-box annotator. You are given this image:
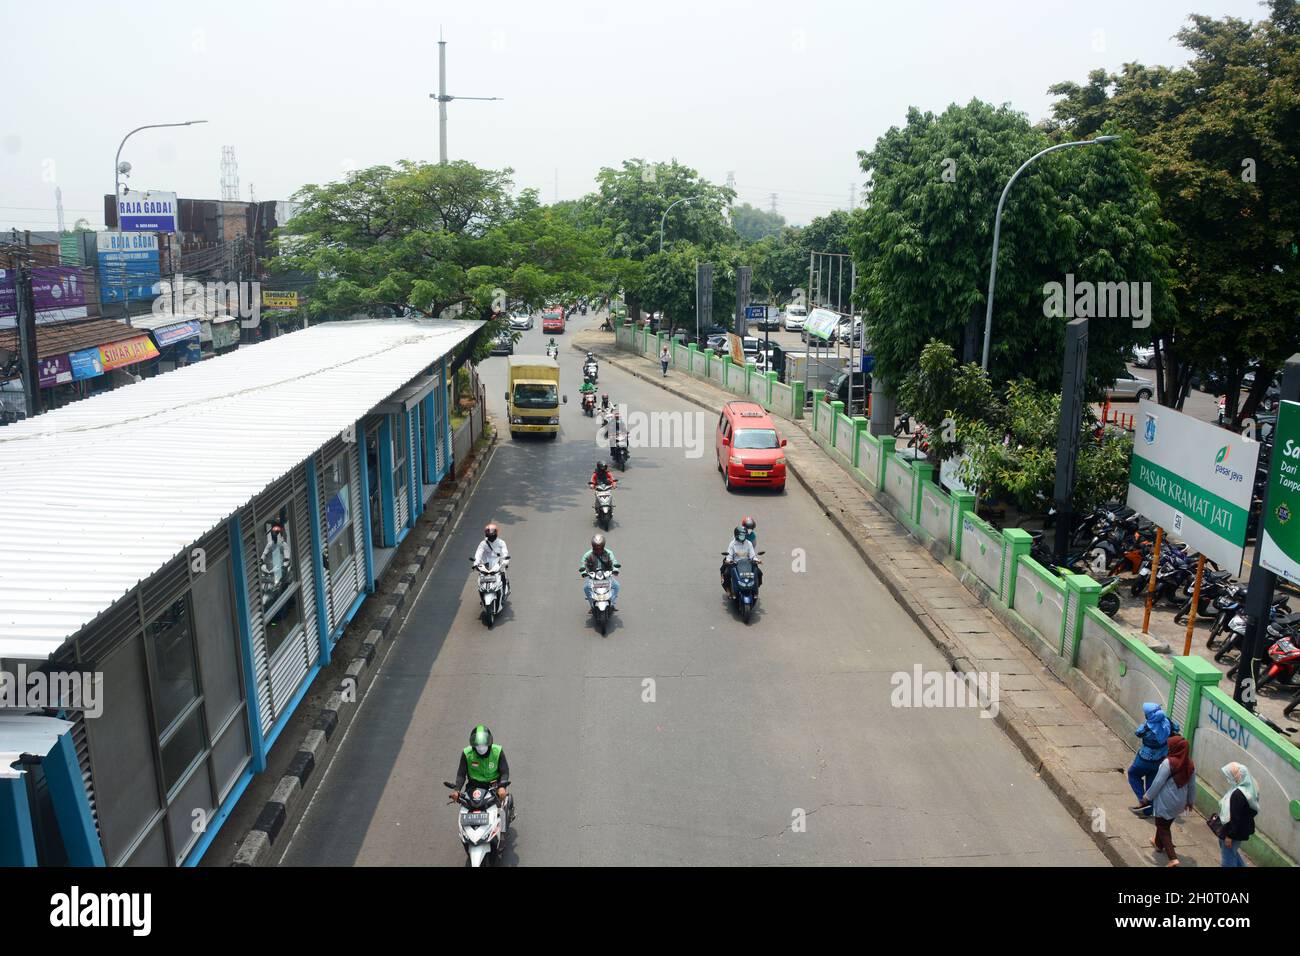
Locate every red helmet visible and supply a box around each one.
[741,516,756,531]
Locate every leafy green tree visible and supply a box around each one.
[730,202,786,242]
[271,161,603,357]
[1047,0,1300,426]
[586,159,735,322]
[851,99,1175,399]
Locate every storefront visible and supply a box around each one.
[204,315,241,356]
[0,319,160,415]
[0,318,478,867]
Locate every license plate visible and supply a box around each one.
[463,812,489,826]
[749,470,768,478]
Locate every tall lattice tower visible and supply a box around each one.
[220,146,240,201]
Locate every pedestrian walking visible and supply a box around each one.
[660,345,670,377]
[1133,734,1195,866]
[1214,762,1259,867]
[1128,702,1178,817]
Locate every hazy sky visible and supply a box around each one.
[0,0,1271,230]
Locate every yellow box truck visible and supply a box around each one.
[505,356,565,439]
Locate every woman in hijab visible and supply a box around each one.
[1133,734,1196,866]
[1218,762,1259,867]
[1128,702,1179,817]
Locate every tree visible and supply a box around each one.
[270,161,603,357]
[586,159,736,323]
[1047,0,1300,426]
[730,202,786,242]
[851,99,1175,400]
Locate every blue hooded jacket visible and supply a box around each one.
[1134,702,1178,762]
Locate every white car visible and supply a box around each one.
[1132,345,1154,368]
[508,312,533,331]
[783,306,807,332]
[1106,370,1155,401]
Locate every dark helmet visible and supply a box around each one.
[469,724,493,757]
[596,460,608,472]
[591,534,606,554]
[742,516,756,532]
[734,526,747,542]
[484,523,499,542]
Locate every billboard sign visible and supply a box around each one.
[0,267,89,326]
[99,335,160,372]
[805,307,839,341]
[97,232,161,304]
[261,291,298,309]
[117,190,179,233]
[68,348,105,381]
[1258,400,1300,586]
[1125,399,1261,574]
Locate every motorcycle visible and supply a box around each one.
[593,482,614,529]
[442,781,510,867]
[545,344,558,360]
[583,566,618,635]
[722,551,765,623]
[470,556,509,628]
[1173,569,1234,626]
[581,392,596,417]
[583,362,599,385]
[610,431,629,470]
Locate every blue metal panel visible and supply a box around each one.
[44,731,105,866]
[378,415,396,547]
[442,360,452,481]
[0,776,37,866]
[358,420,376,593]
[229,515,267,773]
[423,392,437,484]
[304,454,332,667]
[331,590,367,642]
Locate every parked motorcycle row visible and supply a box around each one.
[1027,500,1300,721]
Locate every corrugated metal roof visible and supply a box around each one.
[0,318,481,658]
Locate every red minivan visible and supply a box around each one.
[542,308,565,334]
[716,401,787,491]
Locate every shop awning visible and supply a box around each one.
[129,314,203,348]
[0,318,152,388]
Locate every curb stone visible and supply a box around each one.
[231,428,498,866]
[581,333,1150,866]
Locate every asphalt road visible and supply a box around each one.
[280,315,1105,866]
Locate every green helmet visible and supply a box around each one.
[469,724,493,757]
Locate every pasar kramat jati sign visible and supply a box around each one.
[1259,400,1300,586]
[1126,399,1260,574]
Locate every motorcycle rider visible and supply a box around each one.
[448,724,515,833]
[579,377,597,410]
[721,525,760,596]
[599,392,611,413]
[590,460,617,489]
[579,534,621,608]
[260,521,292,600]
[546,337,558,357]
[740,515,757,545]
[473,522,510,592]
[607,407,629,460]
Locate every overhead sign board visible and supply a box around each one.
[1259,400,1300,586]
[0,267,89,326]
[261,291,298,309]
[805,307,840,341]
[97,232,161,304]
[117,190,179,233]
[1125,399,1261,574]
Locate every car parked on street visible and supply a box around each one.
[715,401,788,492]
[1106,370,1154,401]
[783,305,807,332]
[1131,345,1154,368]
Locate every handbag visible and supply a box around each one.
[1206,813,1226,839]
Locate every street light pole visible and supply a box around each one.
[113,120,207,324]
[980,135,1118,370]
[430,30,501,165]
[660,196,704,254]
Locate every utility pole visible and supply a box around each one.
[429,29,502,164]
[769,193,778,215]
[13,248,42,417]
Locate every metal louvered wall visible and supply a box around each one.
[240,506,274,736]
[393,413,410,533]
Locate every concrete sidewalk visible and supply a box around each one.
[580,326,1230,868]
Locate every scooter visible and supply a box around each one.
[442,781,511,867]
[611,432,629,470]
[583,362,599,385]
[722,551,765,624]
[546,344,559,360]
[593,482,614,529]
[583,566,618,635]
[1228,627,1300,690]
[581,392,596,417]
[470,556,509,628]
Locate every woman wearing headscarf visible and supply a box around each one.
[1128,702,1179,817]
[1218,762,1259,867]
[1133,734,1196,866]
